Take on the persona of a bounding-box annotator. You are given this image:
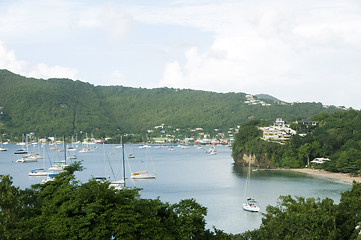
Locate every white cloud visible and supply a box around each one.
[161,61,183,87]
[0,42,78,80]
[0,0,74,36]
[108,70,127,86]
[103,4,134,43]
[143,0,361,107]
[0,1,134,44]
[28,63,78,80]
[0,41,27,74]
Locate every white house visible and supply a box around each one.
[311,158,331,164]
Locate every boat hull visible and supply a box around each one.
[242,203,260,212]
[131,174,156,179]
[28,172,51,176]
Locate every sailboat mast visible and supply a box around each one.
[243,155,251,201]
[63,136,66,163]
[121,136,125,188]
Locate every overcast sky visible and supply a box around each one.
[1,0,361,109]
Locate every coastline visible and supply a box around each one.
[288,168,361,184]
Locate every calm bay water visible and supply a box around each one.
[0,143,351,234]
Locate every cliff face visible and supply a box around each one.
[234,151,275,168]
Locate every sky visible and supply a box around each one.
[1,0,361,109]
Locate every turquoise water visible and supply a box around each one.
[0,143,351,234]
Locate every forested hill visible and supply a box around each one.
[232,110,361,175]
[0,69,341,139]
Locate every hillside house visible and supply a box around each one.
[260,118,296,141]
[311,157,331,164]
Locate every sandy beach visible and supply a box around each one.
[288,168,361,184]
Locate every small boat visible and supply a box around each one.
[42,173,58,183]
[16,155,38,162]
[0,142,7,151]
[67,147,76,151]
[14,149,28,154]
[131,147,156,179]
[67,137,77,151]
[139,144,151,149]
[109,179,126,190]
[48,163,68,172]
[110,137,128,189]
[243,198,260,212]
[28,168,50,176]
[207,146,217,155]
[29,147,51,175]
[242,155,260,212]
[48,139,68,172]
[131,170,156,179]
[94,177,108,182]
[79,147,94,153]
[128,153,135,158]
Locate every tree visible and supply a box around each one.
[335,182,361,240]
[238,195,337,240]
[0,163,226,239]
[298,143,312,167]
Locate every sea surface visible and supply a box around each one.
[0,143,351,234]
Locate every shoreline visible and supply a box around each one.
[254,168,361,184]
[288,168,361,184]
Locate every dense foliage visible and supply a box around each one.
[0,162,229,239]
[0,69,340,141]
[232,110,361,174]
[1,163,361,239]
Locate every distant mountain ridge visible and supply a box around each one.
[255,94,282,103]
[0,69,341,139]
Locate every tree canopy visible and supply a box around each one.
[0,162,228,239]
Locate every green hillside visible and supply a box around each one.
[0,69,341,140]
[232,110,361,174]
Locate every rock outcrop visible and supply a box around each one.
[234,151,275,168]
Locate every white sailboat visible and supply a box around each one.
[42,173,58,183]
[131,146,156,179]
[110,137,129,190]
[207,146,217,155]
[48,140,68,172]
[16,154,38,163]
[28,146,52,176]
[14,134,29,154]
[96,140,126,190]
[242,155,260,212]
[67,136,77,152]
[79,134,94,153]
[0,142,8,151]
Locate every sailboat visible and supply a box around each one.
[14,134,29,154]
[109,137,127,190]
[28,146,52,176]
[67,136,77,152]
[131,146,155,179]
[42,173,58,183]
[207,146,217,155]
[79,133,94,153]
[242,155,260,212]
[48,139,68,172]
[0,141,8,151]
